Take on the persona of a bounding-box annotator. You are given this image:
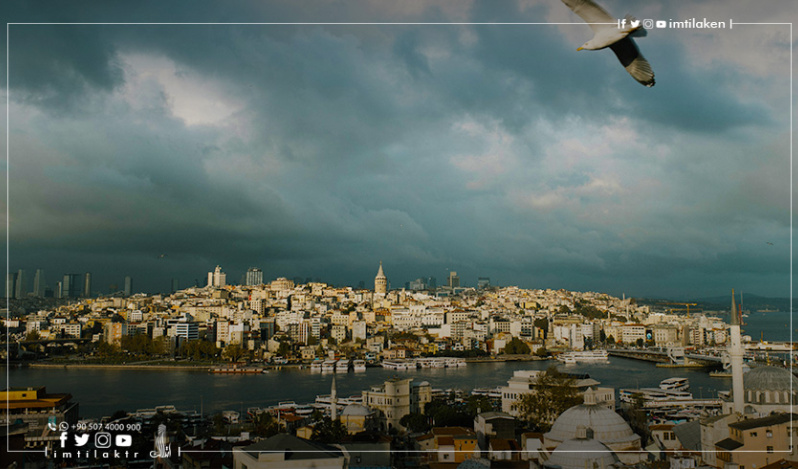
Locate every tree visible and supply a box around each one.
[606,335,615,345]
[277,341,291,357]
[511,366,584,431]
[25,330,41,341]
[503,338,531,355]
[534,347,549,357]
[224,343,246,362]
[400,412,431,433]
[253,412,280,437]
[599,329,607,344]
[635,338,644,348]
[311,417,347,443]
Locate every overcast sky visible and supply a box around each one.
[2,0,795,299]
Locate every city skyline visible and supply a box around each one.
[3,0,795,300]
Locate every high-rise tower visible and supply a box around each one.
[729,289,745,414]
[374,262,387,295]
[331,374,338,421]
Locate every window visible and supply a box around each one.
[767,446,773,453]
[766,431,772,438]
[750,432,757,437]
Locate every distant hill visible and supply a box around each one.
[637,294,794,314]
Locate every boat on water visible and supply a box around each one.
[353,359,366,372]
[381,359,414,370]
[619,387,693,404]
[557,350,609,364]
[471,387,502,399]
[310,360,323,372]
[336,359,350,373]
[209,365,265,374]
[659,377,690,391]
[321,359,337,372]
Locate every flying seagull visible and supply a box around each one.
[561,0,655,87]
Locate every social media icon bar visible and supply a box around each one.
[656,20,667,28]
[74,434,90,447]
[116,434,133,447]
[642,19,654,29]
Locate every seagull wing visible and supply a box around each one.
[561,0,615,34]
[609,36,655,87]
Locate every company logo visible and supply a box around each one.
[60,432,69,448]
[47,416,58,431]
[150,424,171,459]
[116,434,133,447]
[630,19,640,28]
[74,434,90,447]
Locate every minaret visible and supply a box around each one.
[729,289,745,414]
[330,374,338,421]
[374,261,387,295]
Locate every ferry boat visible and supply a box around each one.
[444,357,467,367]
[659,377,690,391]
[310,360,323,372]
[619,387,693,404]
[336,359,350,373]
[471,387,502,399]
[556,350,609,364]
[353,359,366,372]
[321,359,337,372]
[381,359,413,370]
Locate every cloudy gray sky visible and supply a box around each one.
[2,0,795,299]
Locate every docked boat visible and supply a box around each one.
[322,359,337,372]
[310,360,323,372]
[471,387,502,399]
[381,359,413,370]
[353,359,366,372]
[336,359,350,373]
[557,350,609,363]
[619,387,693,404]
[659,377,690,391]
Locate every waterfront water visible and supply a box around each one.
[8,357,729,418]
[739,311,794,342]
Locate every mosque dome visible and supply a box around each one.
[545,404,639,447]
[342,404,372,417]
[743,366,798,392]
[545,437,619,469]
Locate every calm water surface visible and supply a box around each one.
[8,357,729,418]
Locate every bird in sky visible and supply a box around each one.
[561,0,655,87]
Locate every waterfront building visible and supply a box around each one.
[500,370,614,415]
[474,411,516,452]
[417,427,479,465]
[104,321,128,346]
[374,261,387,295]
[362,378,431,431]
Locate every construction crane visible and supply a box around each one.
[665,302,701,315]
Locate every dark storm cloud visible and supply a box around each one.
[2,0,794,297]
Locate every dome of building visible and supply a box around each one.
[743,366,798,392]
[545,437,619,469]
[545,404,639,447]
[342,404,372,417]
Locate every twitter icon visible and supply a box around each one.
[74,434,90,447]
